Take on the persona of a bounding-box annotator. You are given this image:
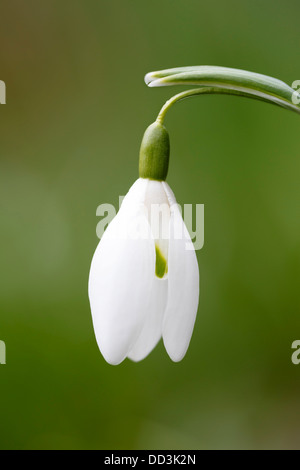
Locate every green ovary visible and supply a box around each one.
[155,244,168,279]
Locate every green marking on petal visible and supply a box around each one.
[155,244,168,279]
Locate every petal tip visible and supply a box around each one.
[163,337,188,363]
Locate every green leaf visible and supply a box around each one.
[145,66,300,115]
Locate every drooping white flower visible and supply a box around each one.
[88,177,199,365]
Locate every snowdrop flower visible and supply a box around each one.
[89,122,199,365]
[88,64,300,365]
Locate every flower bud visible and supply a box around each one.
[139,121,170,181]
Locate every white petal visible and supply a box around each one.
[88,179,155,365]
[119,178,149,214]
[128,277,168,362]
[144,179,170,207]
[162,199,200,362]
[143,179,171,265]
[161,181,177,206]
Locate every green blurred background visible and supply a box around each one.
[1,0,300,450]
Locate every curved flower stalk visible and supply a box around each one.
[89,65,299,366]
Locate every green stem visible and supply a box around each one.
[156,86,300,124]
[156,88,201,124]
